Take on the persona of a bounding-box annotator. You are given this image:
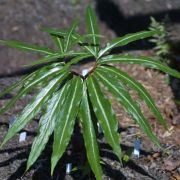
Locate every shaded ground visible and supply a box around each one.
[0,0,180,179]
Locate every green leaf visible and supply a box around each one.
[98,54,180,78]
[86,5,100,57]
[1,70,69,148]
[64,20,78,52]
[94,70,160,146]
[0,73,34,99]
[0,40,54,54]
[97,66,167,129]
[41,27,66,37]
[51,76,83,174]
[79,82,103,180]
[0,65,65,116]
[41,26,98,57]
[66,53,92,66]
[24,53,65,67]
[26,82,70,170]
[98,31,160,58]
[86,76,122,161]
[51,34,64,53]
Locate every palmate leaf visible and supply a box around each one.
[98,30,161,58]
[97,66,167,129]
[94,70,160,146]
[86,5,100,57]
[79,82,103,180]
[0,40,54,54]
[26,81,70,171]
[51,76,83,174]
[87,76,122,160]
[0,70,69,148]
[98,54,180,78]
[0,65,65,116]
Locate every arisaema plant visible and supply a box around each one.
[0,5,180,180]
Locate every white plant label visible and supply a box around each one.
[19,132,27,142]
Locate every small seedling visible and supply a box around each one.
[0,5,180,180]
[149,16,171,64]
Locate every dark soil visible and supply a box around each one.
[0,0,180,180]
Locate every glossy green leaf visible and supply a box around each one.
[86,5,100,57]
[0,66,65,116]
[98,31,160,58]
[66,53,92,67]
[87,76,122,160]
[94,70,160,146]
[0,40,54,54]
[41,27,66,36]
[51,76,83,174]
[1,70,69,148]
[0,73,34,99]
[51,34,64,53]
[41,26,97,57]
[79,82,103,180]
[64,20,78,52]
[26,82,70,170]
[24,53,65,67]
[98,54,180,78]
[97,66,167,129]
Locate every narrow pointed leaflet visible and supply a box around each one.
[51,34,64,53]
[87,76,122,161]
[97,66,167,129]
[51,77,83,174]
[0,66,64,116]
[98,31,160,58]
[86,6,100,57]
[1,70,69,148]
[94,70,160,146]
[79,82,103,180]
[64,20,78,52]
[26,82,70,170]
[0,40,54,54]
[98,55,180,78]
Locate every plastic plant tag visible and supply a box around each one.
[133,138,141,157]
[66,163,72,174]
[19,132,27,142]
[82,69,89,77]
[9,116,17,128]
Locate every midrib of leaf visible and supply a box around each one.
[0,40,54,55]
[98,55,180,78]
[88,77,119,151]
[98,31,158,58]
[79,83,102,180]
[52,35,64,53]
[64,21,77,52]
[88,10,97,55]
[58,79,78,145]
